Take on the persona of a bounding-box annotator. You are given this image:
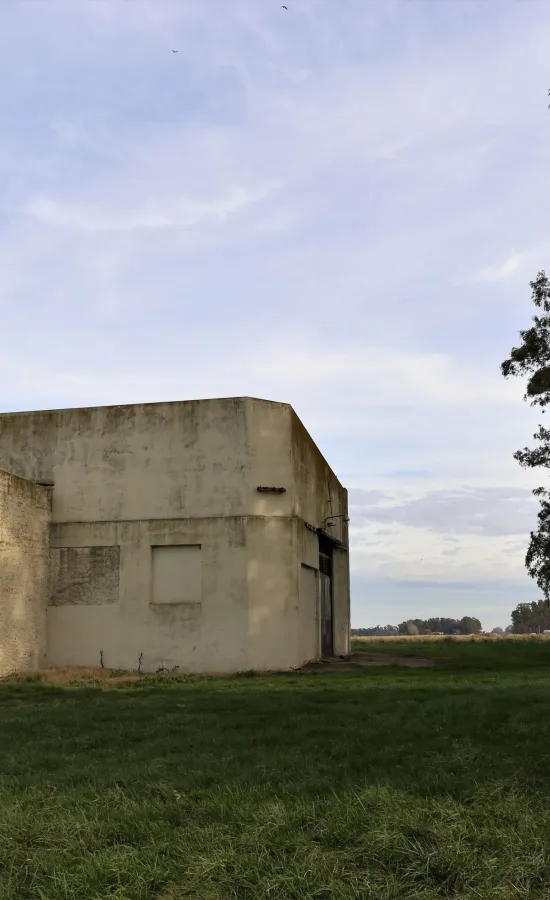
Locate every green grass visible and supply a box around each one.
[351,635,550,669]
[3,654,550,899]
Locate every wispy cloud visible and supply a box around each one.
[476,251,529,283]
[1,0,549,628]
[22,182,279,232]
[349,486,538,538]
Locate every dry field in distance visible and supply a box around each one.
[352,633,550,643]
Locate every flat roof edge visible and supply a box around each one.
[0,396,292,418]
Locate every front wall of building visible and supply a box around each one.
[0,471,50,676]
[0,399,251,523]
[47,516,250,673]
[245,399,294,518]
[246,515,300,671]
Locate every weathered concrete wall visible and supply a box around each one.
[50,547,120,606]
[290,409,349,542]
[0,399,251,523]
[47,516,249,674]
[246,515,300,671]
[0,398,350,673]
[299,564,319,664]
[246,401,350,666]
[0,471,51,676]
[332,546,351,656]
[295,523,320,663]
[291,408,350,661]
[245,399,293,518]
[0,398,346,528]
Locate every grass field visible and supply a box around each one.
[351,633,550,669]
[3,642,550,899]
[352,634,550,643]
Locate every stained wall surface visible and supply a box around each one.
[47,516,248,673]
[0,470,51,676]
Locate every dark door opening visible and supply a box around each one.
[319,534,334,658]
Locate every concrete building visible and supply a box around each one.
[0,397,350,677]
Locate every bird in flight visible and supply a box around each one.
[282,5,288,8]
[172,49,178,54]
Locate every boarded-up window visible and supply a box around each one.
[151,545,202,606]
[49,547,120,606]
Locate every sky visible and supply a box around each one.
[1,0,549,631]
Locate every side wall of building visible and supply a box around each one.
[246,404,351,669]
[0,471,51,676]
[290,409,350,660]
[332,545,351,656]
[297,524,322,664]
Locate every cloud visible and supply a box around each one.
[476,251,528,283]
[349,486,538,537]
[350,575,537,630]
[346,483,540,626]
[1,0,550,630]
[22,182,280,232]
[349,519,532,590]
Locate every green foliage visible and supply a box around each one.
[460,615,483,634]
[510,598,550,633]
[501,271,550,406]
[351,624,399,636]
[353,618,483,636]
[502,271,550,598]
[394,617,482,635]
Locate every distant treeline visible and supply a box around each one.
[351,617,483,636]
[511,600,550,634]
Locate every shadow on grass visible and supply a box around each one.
[351,637,550,671]
[2,669,550,899]
[1,667,550,801]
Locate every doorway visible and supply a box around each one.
[318,534,334,658]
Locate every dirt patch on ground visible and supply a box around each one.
[299,653,437,672]
[1,666,154,686]
[0,656,436,685]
